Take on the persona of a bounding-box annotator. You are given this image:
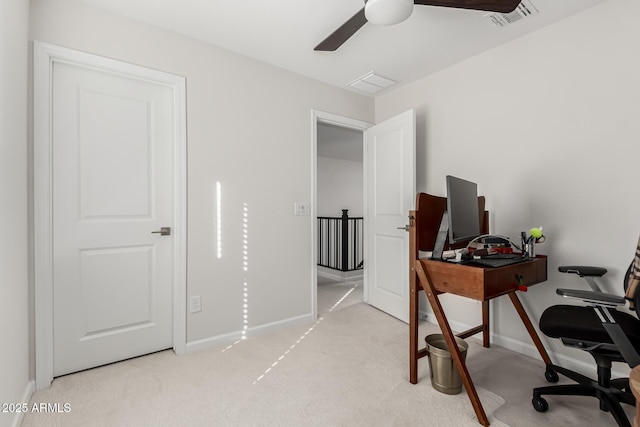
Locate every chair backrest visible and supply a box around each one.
[413,192,489,252]
[625,261,640,318]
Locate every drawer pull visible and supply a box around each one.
[516,274,528,292]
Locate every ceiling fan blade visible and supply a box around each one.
[314,8,368,51]
[314,0,520,51]
[413,0,521,13]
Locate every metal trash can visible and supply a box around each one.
[425,334,469,395]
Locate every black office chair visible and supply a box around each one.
[532,264,640,427]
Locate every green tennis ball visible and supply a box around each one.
[530,227,543,239]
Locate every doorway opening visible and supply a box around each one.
[311,111,372,319]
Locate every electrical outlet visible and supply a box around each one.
[190,295,202,313]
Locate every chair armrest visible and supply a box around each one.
[556,288,626,307]
[558,266,608,277]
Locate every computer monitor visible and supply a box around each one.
[446,175,480,244]
[431,175,480,260]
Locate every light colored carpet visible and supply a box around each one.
[22,281,634,426]
[317,279,363,315]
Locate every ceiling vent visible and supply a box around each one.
[348,71,397,94]
[485,0,538,27]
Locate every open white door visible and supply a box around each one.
[365,110,415,322]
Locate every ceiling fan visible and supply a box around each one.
[314,0,522,51]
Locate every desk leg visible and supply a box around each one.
[482,300,490,348]
[508,292,552,365]
[415,262,490,427]
[410,262,419,384]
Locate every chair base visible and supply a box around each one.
[533,363,636,427]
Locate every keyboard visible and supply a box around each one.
[480,253,522,260]
[470,253,531,268]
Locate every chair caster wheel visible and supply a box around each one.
[532,396,549,413]
[545,369,559,383]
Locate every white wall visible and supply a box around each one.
[0,0,31,425]
[29,0,373,348]
[376,0,640,370]
[317,157,363,217]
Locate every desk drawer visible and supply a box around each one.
[418,256,547,301]
[421,261,486,300]
[483,257,547,299]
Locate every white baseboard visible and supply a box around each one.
[419,310,628,379]
[185,313,314,354]
[11,380,35,427]
[317,266,363,282]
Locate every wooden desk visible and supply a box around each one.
[410,255,552,426]
[407,193,554,425]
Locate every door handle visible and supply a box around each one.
[151,227,171,236]
[397,216,414,232]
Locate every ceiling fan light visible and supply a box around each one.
[365,0,414,26]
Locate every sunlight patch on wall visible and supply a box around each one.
[216,181,222,259]
[221,202,251,352]
[242,203,249,339]
[243,204,248,272]
[242,279,249,340]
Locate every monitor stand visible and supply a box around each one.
[431,211,449,260]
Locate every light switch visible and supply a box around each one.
[190,295,202,313]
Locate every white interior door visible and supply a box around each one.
[51,60,174,376]
[365,110,415,322]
